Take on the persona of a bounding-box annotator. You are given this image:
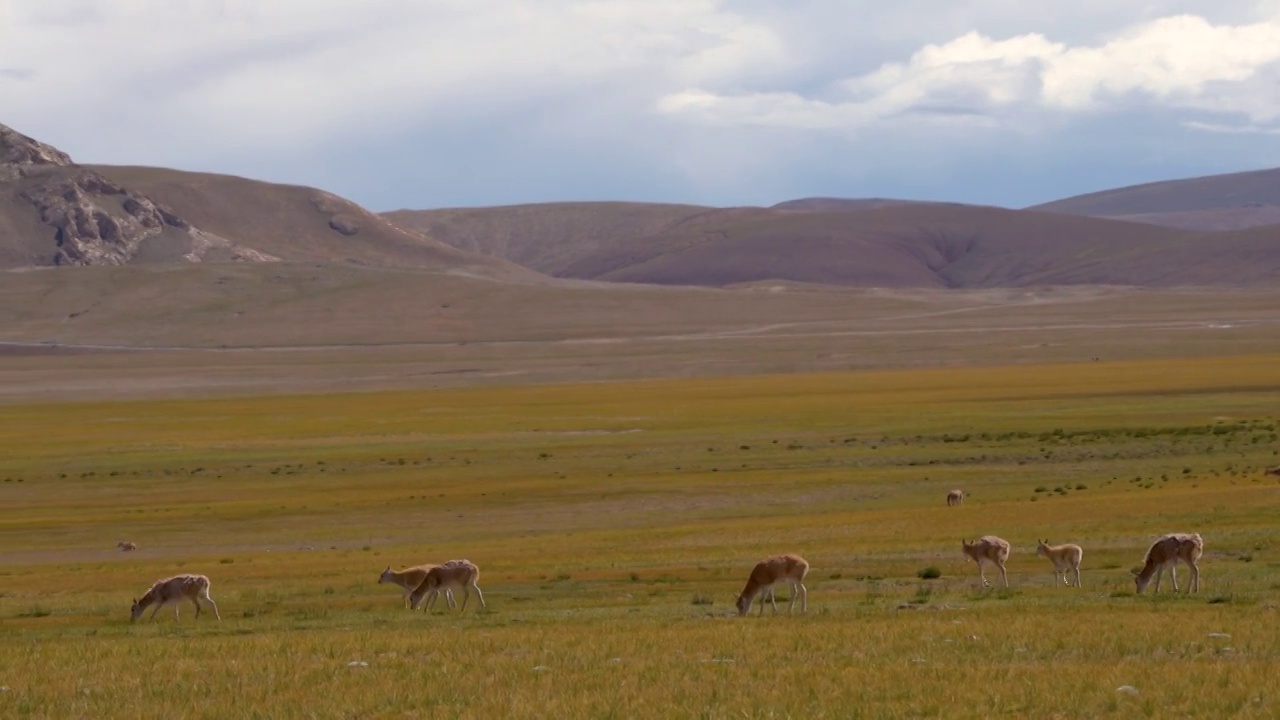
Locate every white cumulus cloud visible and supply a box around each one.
[657,13,1280,132]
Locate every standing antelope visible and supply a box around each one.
[379,565,456,609]
[735,554,809,616]
[946,490,964,507]
[961,536,1011,588]
[410,559,485,612]
[130,574,220,622]
[1134,533,1203,594]
[1035,539,1083,587]
[117,541,138,552]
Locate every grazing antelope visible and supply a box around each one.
[1265,465,1280,477]
[946,489,964,507]
[1035,539,1083,587]
[117,541,138,552]
[1134,533,1203,594]
[378,566,456,609]
[130,574,220,622]
[409,559,485,612]
[735,554,809,617]
[961,536,1011,588]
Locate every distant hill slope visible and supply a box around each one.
[1030,167,1280,231]
[769,197,928,212]
[384,201,729,276]
[385,200,1280,288]
[94,166,541,280]
[1107,206,1280,232]
[385,200,937,276]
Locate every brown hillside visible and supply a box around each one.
[384,201,743,276]
[576,199,1192,286]
[769,197,927,212]
[94,166,541,280]
[384,200,940,276]
[386,199,1280,289]
[1108,205,1280,232]
[1030,167,1280,229]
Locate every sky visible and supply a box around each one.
[5,0,1280,211]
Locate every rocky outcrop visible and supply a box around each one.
[328,215,361,236]
[312,192,367,237]
[2,122,277,266]
[19,169,191,265]
[0,124,73,179]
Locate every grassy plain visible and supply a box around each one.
[3,355,1280,718]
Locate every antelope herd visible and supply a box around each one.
[125,532,1205,623]
[121,489,1210,622]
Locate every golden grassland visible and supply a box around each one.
[3,355,1280,718]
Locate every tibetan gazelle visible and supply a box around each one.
[1035,539,1083,587]
[946,489,964,507]
[961,536,1011,588]
[735,554,810,616]
[1134,533,1203,594]
[379,565,456,608]
[130,574,221,622]
[409,559,485,612]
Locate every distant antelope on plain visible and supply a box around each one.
[117,541,138,552]
[379,565,456,608]
[410,559,485,612]
[961,536,1011,588]
[1134,533,1203,594]
[1035,539,1083,587]
[130,574,220,622]
[946,489,964,507]
[735,554,809,616]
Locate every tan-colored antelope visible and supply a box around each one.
[735,553,809,616]
[946,489,964,507]
[961,536,1011,588]
[117,541,138,552]
[130,574,220,622]
[1265,465,1280,477]
[378,565,456,609]
[409,559,485,612]
[1134,533,1203,594]
[1035,539,1083,587]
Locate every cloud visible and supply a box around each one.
[1183,120,1280,135]
[0,67,35,81]
[3,1,1280,209]
[657,13,1280,131]
[0,1,785,159]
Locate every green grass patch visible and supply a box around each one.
[3,356,1280,717]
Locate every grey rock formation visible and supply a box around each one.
[1,122,277,266]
